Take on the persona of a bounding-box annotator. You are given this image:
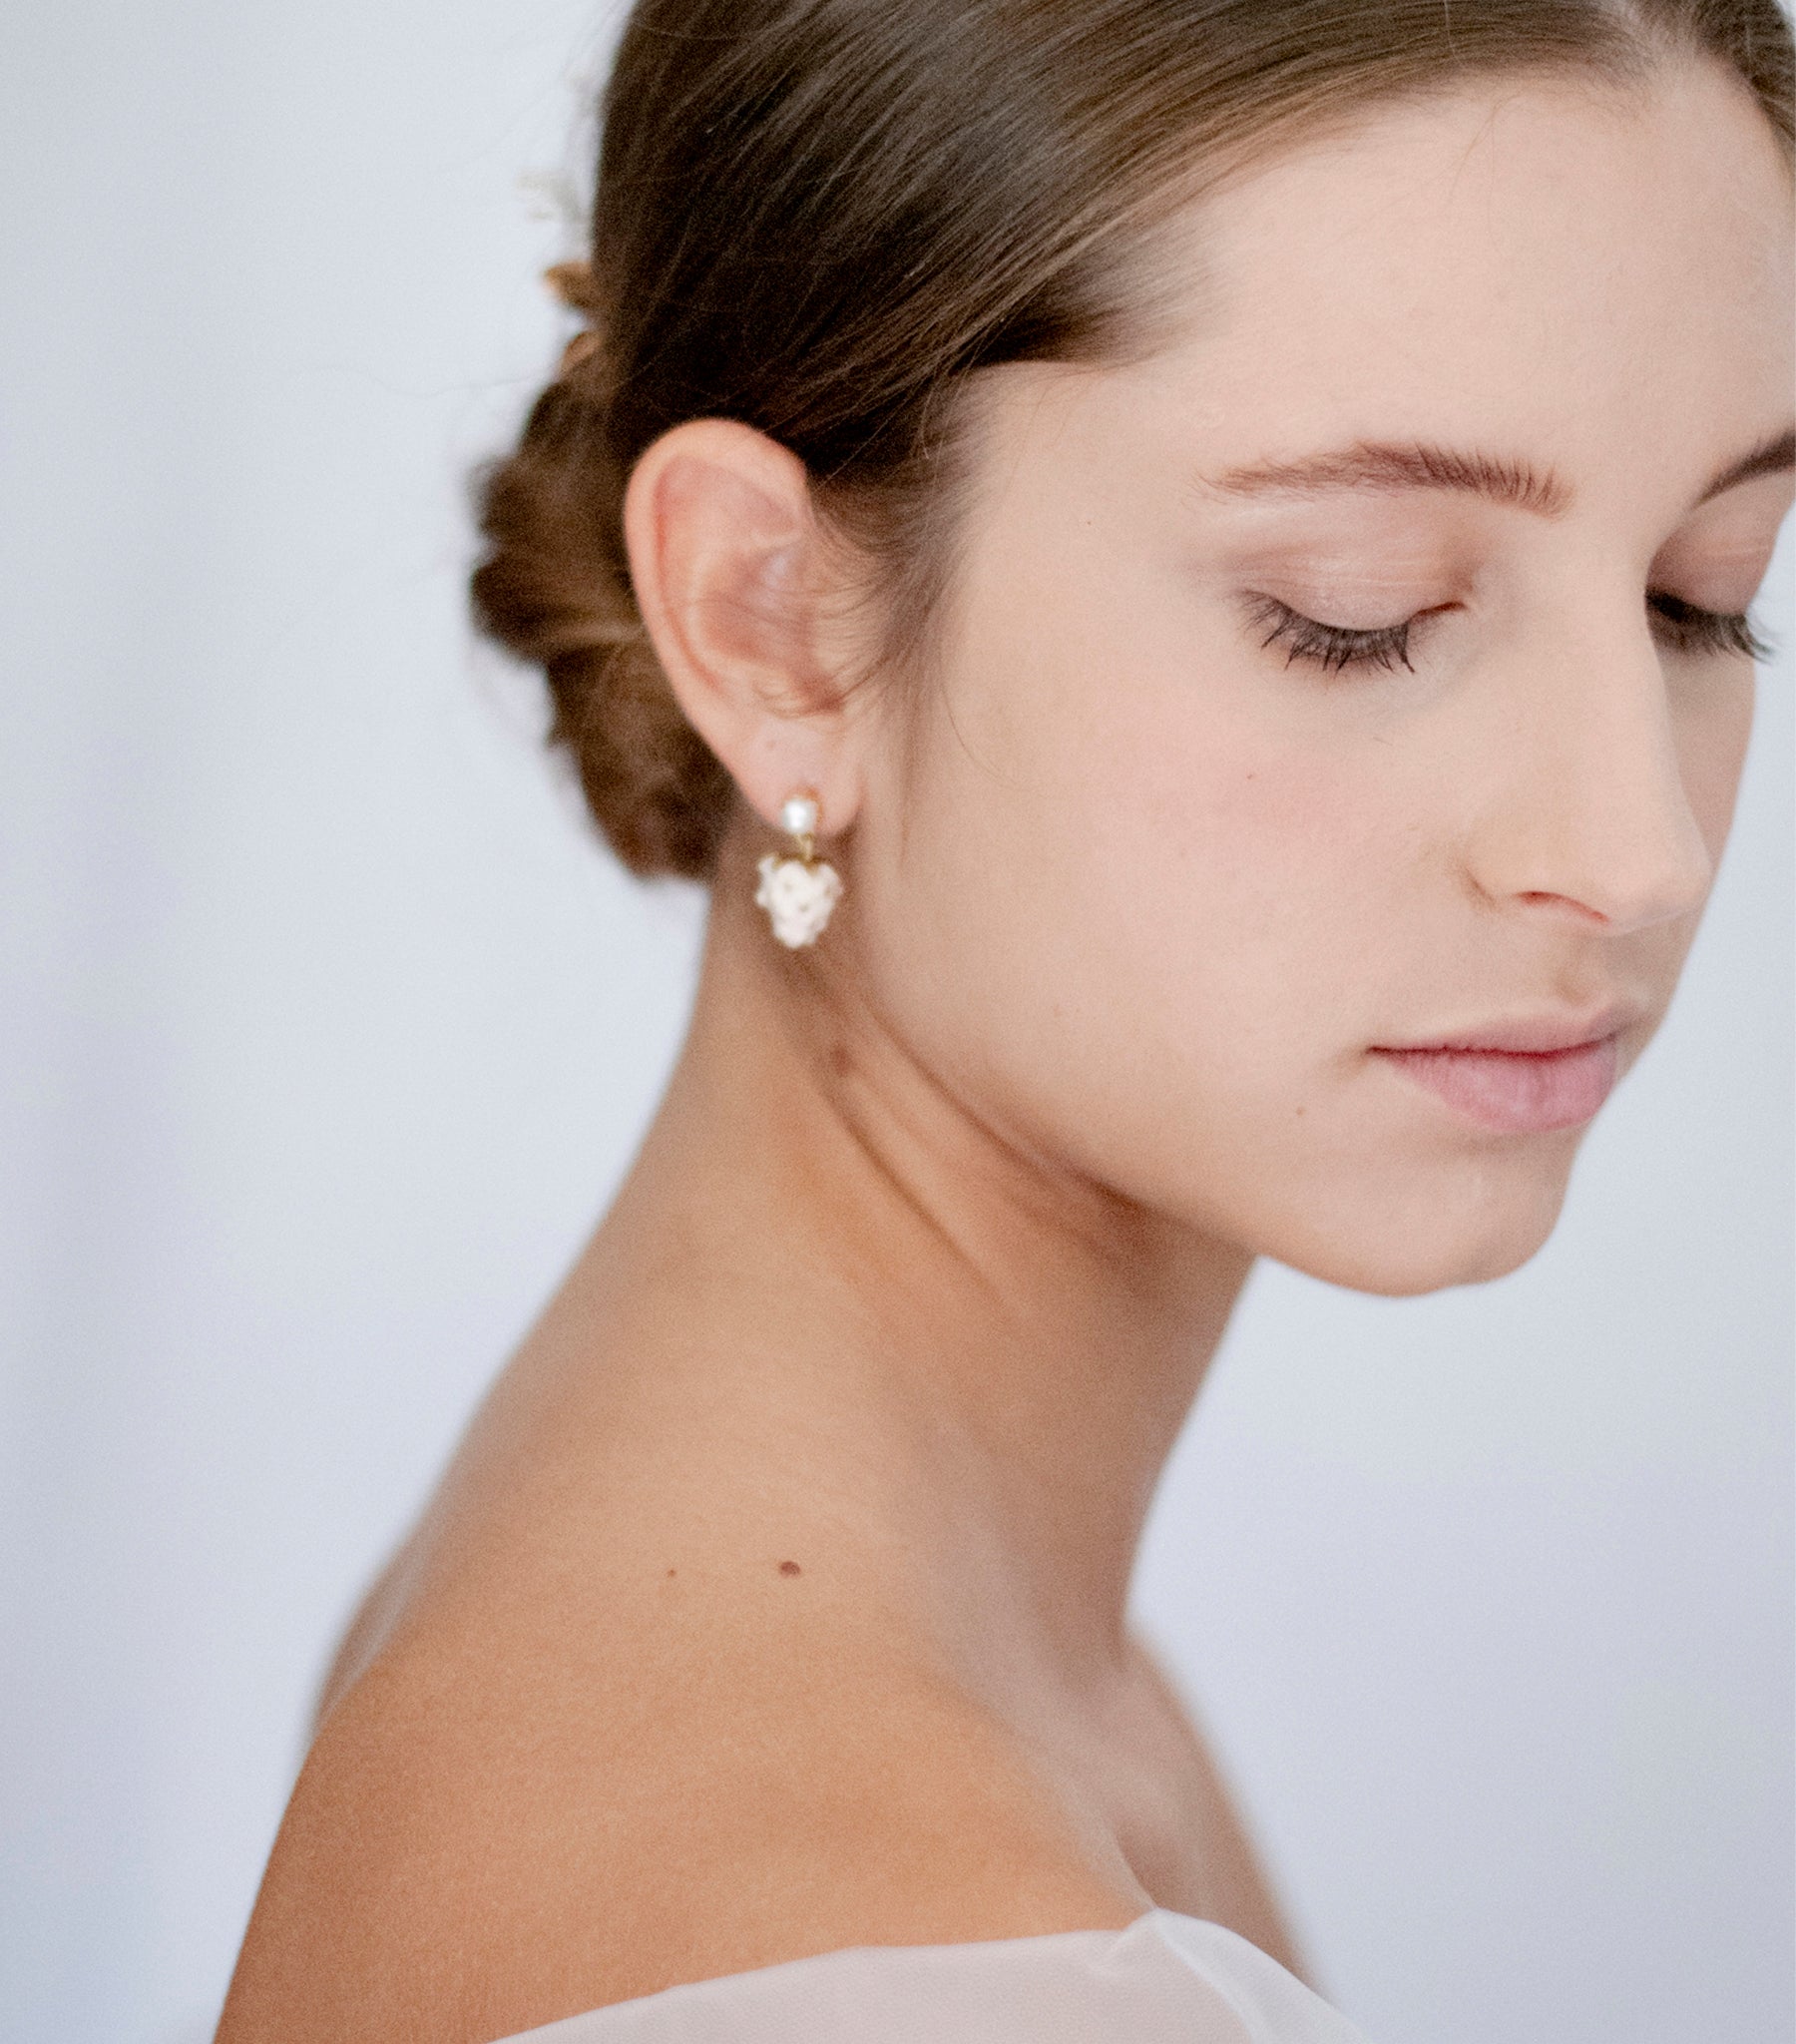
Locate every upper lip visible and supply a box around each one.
[1372,1000,1646,1055]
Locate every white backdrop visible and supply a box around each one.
[0,4,1789,2041]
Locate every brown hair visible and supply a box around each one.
[471,0,1793,880]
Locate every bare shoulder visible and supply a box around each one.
[216,1565,1140,2044]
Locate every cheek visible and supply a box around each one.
[936,504,1416,985]
[885,591,1424,1144]
[1058,694,1427,1137]
[1018,603,1420,1002]
[1672,666,1755,859]
[859,582,1569,1290]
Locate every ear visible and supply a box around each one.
[623,418,867,839]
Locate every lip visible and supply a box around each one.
[1368,1005,1640,1133]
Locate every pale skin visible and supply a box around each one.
[219,60,1793,2044]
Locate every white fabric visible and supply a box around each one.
[495,1909,1371,2042]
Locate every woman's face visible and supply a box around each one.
[847,61,1793,1293]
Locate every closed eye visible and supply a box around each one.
[1245,592,1775,675]
[1648,592,1772,662]
[1244,595,1436,675]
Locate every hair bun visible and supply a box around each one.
[472,298,734,878]
[543,258,602,319]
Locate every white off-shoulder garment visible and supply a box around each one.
[497,1909,1370,2042]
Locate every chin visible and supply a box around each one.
[1254,1155,1577,1298]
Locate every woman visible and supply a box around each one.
[216,1,1794,2038]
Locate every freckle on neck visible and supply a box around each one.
[778,1560,801,1576]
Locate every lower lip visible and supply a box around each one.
[1371,1035,1619,1133]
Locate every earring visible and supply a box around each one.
[755,789,843,948]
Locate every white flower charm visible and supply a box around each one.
[755,789,842,947]
[756,852,842,947]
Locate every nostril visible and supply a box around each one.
[1516,889,1611,926]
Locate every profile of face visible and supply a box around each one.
[641,62,1794,1297]
[829,62,1793,1294]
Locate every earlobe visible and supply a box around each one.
[623,418,864,838]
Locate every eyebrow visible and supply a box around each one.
[1205,440,1572,516]
[1201,426,1796,520]
[1697,426,1796,505]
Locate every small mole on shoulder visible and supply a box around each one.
[778,1559,802,1576]
[666,1567,676,1577]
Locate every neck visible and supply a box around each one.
[588,835,1254,1702]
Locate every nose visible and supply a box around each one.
[1463,612,1721,935]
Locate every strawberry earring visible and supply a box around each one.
[755,789,843,948]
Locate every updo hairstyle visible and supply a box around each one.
[471,0,1793,881]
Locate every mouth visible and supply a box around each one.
[1368,1007,1635,1134]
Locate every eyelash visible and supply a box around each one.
[1246,596,1422,675]
[1649,593,1774,665]
[1246,593,1775,675]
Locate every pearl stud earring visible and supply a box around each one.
[754,789,843,948]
